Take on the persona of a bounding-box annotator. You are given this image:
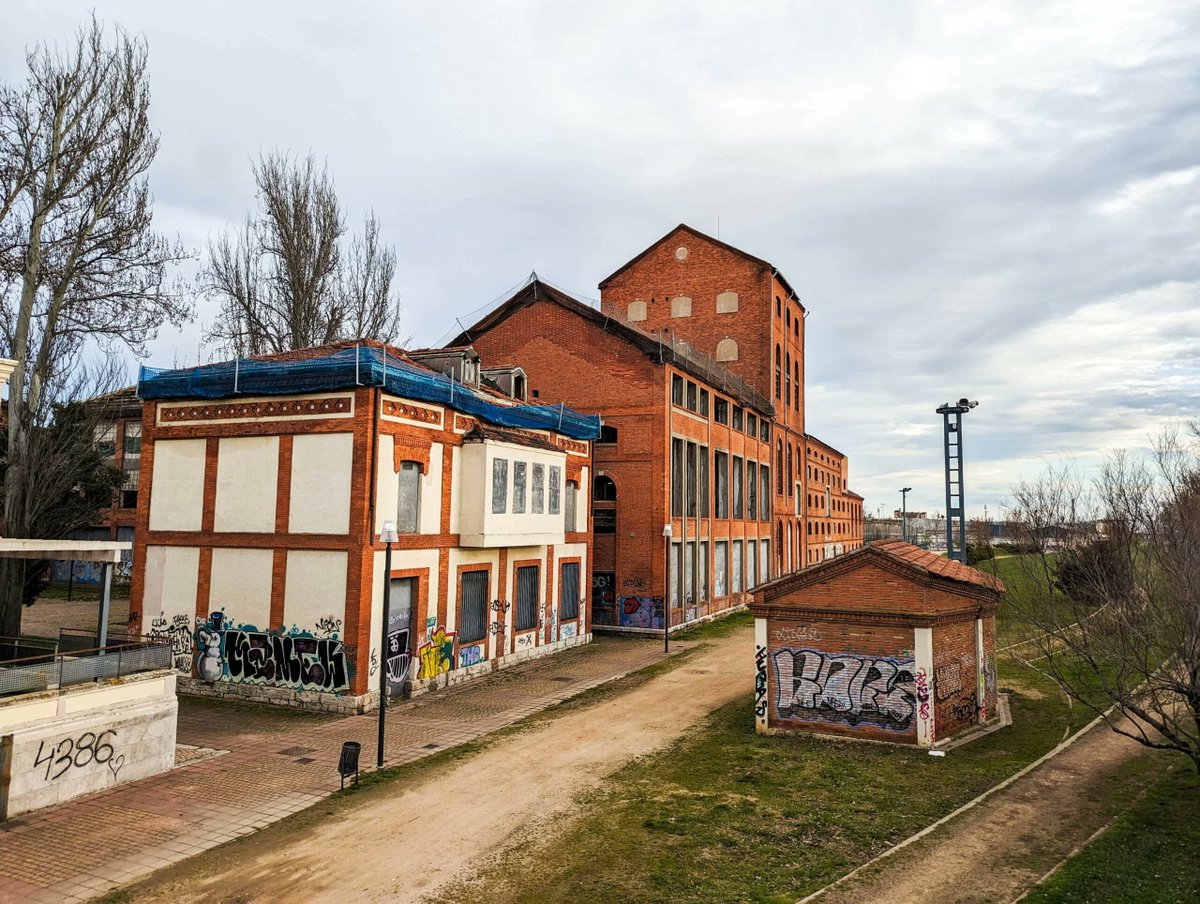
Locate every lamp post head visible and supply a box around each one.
[381,520,399,544]
[901,487,912,494]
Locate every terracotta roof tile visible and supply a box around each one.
[871,539,1005,592]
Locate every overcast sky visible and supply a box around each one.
[4,1,1198,520]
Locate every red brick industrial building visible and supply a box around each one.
[455,224,864,630]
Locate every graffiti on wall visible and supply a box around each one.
[386,628,411,686]
[417,626,454,679]
[459,644,484,669]
[754,644,768,719]
[618,596,664,630]
[193,612,351,694]
[591,572,617,626]
[934,661,962,702]
[560,622,578,641]
[772,648,916,731]
[32,729,122,783]
[776,625,823,645]
[148,613,194,673]
[951,693,979,723]
[916,667,933,741]
[514,632,536,651]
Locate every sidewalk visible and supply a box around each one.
[0,634,676,903]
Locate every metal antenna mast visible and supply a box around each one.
[936,398,978,563]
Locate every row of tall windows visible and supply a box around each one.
[456,561,582,645]
[669,537,770,607]
[491,458,562,516]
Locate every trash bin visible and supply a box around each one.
[338,741,361,789]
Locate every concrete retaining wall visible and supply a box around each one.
[0,671,177,819]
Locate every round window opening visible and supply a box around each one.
[675,246,688,261]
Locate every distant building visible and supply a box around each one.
[130,340,598,712]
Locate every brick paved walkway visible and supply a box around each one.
[0,635,675,903]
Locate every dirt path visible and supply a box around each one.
[121,626,753,903]
[813,719,1160,904]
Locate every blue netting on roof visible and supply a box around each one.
[138,346,601,440]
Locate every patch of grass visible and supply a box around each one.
[38,581,131,601]
[1024,764,1200,904]
[671,608,753,641]
[442,660,1097,904]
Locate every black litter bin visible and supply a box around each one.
[338,741,361,789]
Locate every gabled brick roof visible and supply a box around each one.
[870,539,1005,592]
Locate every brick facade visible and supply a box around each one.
[750,539,1003,747]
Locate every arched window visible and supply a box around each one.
[787,444,793,496]
[627,300,647,322]
[593,476,617,501]
[776,441,783,494]
[785,352,791,408]
[715,338,738,362]
[397,461,422,532]
[598,425,618,444]
[776,296,782,317]
[794,362,800,411]
[774,346,781,398]
[716,291,739,313]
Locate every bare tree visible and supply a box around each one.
[202,151,402,356]
[1006,429,1200,773]
[0,17,190,636]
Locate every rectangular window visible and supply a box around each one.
[747,461,757,522]
[398,461,421,532]
[699,541,709,602]
[686,381,698,411]
[560,562,580,620]
[761,420,770,442]
[515,565,540,631]
[714,451,729,518]
[670,542,681,607]
[549,465,561,515]
[532,463,545,513]
[733,406,744,431]
[565,481,577,532]
[459,570,489,643]
[685,540,695,605]
[714,398,729,424]
[491,458,508,514]
[671,438,684,517]
[732,540,743,593]
[760,466,771,521]
[513,461,527,513]
[671,374,685,406]
[95,423,117,459]
[686,442,697,517]
[699,389,709,417]
[699,446,710,517]
[714,540,728,597]
[732,456,744,519]
[760,541,770,584]
[747,413,757,437]
[747,540,758,590]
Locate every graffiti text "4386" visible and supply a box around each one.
[33,730,117,782]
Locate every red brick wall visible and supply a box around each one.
[932,618,981,735]
[765,615,918,743]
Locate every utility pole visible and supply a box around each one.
[900,487,912,543]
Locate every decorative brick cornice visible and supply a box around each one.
[161,396,351,423]
[382,399,442,425]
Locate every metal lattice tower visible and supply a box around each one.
[937,398,977,563]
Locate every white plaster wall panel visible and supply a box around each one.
[283,550,348,631]
[419,443,444,534]
[141,545,199,621]
[209,548,274,628]
[459,440,568,546]
[754,617,769,732]
[147,438,206,531]
[1,694,177,819]
[914,626,935,748]
[289,432,353,534]
[375,434,399,533]
[214,436,279,533]
[448,445,462,534]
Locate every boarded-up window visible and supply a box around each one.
[714,540,728,597]
[565,480,577,532]
[671,438,684,517]
[685,541,695,604]
[686,442,697,517]
[670,295,692,317]
[459,570,488,643]
[733,457,744,519]
[715,451,729,518]
[700,446,709,517]
[732,541,743,593]
[760,541,770,583]
[398,461,421,532]
[491,458,508,514]
[716,291,739,313]
[560,562,580,619]
[513,461,527,513]
[627,300,647,321]
[532,464,545,513]
[670,542,681,607]
[549,466,561,515]
[716,338,738,361]
[747,540,758,590]
[515,565,539,631]
[699,541,709,602]
[747,462,757,522]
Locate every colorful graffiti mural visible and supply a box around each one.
[772,648,916,731]
[417,626,454,679]
[618,596,663,629]
[193,612,351,694]
[459,644,484,668]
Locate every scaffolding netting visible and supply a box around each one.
[138,346,601,440]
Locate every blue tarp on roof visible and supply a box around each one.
[137,345,601,441]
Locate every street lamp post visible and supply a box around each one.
[935,398,978,563]
[377,520,398,769]
[900,487,912,543]
[662,523,673,653]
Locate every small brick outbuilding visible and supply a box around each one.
[749,540,1004,747]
